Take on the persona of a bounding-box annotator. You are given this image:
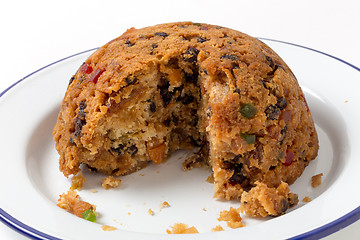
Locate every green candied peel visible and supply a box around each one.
[241,133,256,144]
[193,22,202,26]
[81,209,97,223]
[240,103,257,119]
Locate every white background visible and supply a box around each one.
[0,0,359,239]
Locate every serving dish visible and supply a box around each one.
[0,39,359,239]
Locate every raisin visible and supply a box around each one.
[126,145,138,155]
[231,154,242,163]
[232,63,241,70]
[74,117,85,137]
[149,101,156,113]
[183,47,199,63]
[167,57,178,67]
[279,126,287,145]
[182,94,194,105]
[125,40,134,47]
[172,114,179,125]
[265,56,280,75]
[151,43,158,48]
[177,94,194,105]
[112,144,125,155]
[74,101,87,137]
[221,54,239,61]
[269,165,277,170]
[154,32,169,38]
[185,72,198,84]
[191,109,199,126]
[229,163,246,185]
[197,37,207,43]
[281,199,289,213]
[265,105,281,120]
[79,101,86,111]
[265,56,274,68]
[233,87,241,94]
[160,88,172,107]
[158,78,172,107]
[78,109,86,119]
[192,115,199,127]
[268,65,279,76]
[68,75,75,86]
[276,97,287,110]
[163,118,171,127]
[69,137,76,146]
[125,76,138,86]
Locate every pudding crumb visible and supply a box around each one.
[311,173,323,188]
[166,223,199,234]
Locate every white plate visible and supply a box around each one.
[0,39,359,240]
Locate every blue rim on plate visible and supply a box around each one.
[0,40,359,240]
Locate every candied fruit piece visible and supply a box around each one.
[147,142,166,164]
[89,69,105,83]
[240,103,257,119]
[79,62,93,74]
[73,201,94,217]
[283,149,294,166]
[241,133,256,144]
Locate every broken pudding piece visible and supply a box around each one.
[239,181,298,217]
[53,22,319,217]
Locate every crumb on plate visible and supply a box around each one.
[218,207,245,228]
[166,223,199,234]
[70,172,86,191]
[206,174,214,183]
[148,208,154,216]
[302,196,312,202]
[102,176,121,190]
[239,181,298,217]
[57,190,97,222]
[211,225,224,232]
[101,225,118,231]
[159,201,170,210]
[311,173,323,188]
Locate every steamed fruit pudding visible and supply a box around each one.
[53,22,319,217]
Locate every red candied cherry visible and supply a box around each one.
[79,62,93,74]
[89,69,105,84]
[283,149,294,166]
